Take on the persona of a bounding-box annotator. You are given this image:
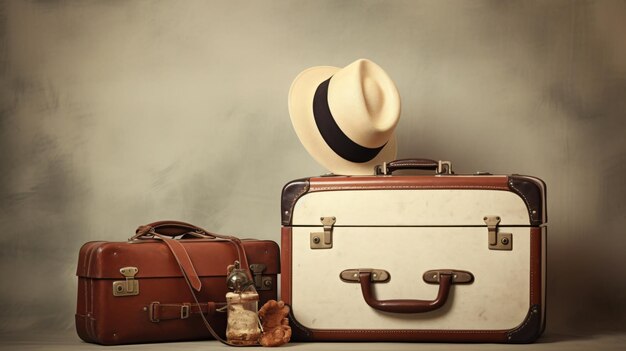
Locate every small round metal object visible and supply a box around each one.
[227,269,252,293]
[263,279,272,287]
[501,237,510,245]
[313,236,320,244]
[116,285,123,292]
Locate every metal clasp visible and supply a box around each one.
[437,161,453,175]
[180,304,190,319]
[484,216,512,250]
[249,263,273,291]
[112,266,139,296]
[310,216,336,249]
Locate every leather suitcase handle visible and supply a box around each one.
[132,220,250,269]
[133,220,219,239]
[375,159,453,175]
[358,271,452,313]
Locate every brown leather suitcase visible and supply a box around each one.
[75,221,279,345]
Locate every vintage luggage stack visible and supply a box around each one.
[281,159,546,343]
[76,221,280,345]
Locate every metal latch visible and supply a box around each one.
[437,160,453,175]
[180,304,190,319]
[113,266,139,296]
[310,216,336,249]
[249,263,273,291]
[484,216,512,250]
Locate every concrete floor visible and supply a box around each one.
[1,331,625,351]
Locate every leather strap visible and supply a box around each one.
[175,249,258,347]
[158,235,203,291]
[148,301,225,322]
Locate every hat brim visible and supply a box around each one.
[288,66,397,175]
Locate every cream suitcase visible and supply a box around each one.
[280,159,546,343]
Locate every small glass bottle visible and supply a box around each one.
[225,261,261,345]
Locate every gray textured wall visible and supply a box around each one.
[1,0,625,336]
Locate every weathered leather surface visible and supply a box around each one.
[76,238,279,345]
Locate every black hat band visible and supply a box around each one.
[312,77,386,163]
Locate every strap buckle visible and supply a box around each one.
[181,304,190,319]
[148,302,191,322]
[149,301,160,323]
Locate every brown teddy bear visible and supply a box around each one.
[258,300,291,347]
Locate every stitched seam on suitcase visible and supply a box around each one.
[529,228,539,305]
[508,311,534,339]
[290,186,309,211]
[312,330,506,334]
[508,181,531,214]
[311,185,509,191]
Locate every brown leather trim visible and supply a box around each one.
[306,329,508,342]
[504,227,544,343]
[309,175,510,192]
[530,227,542,306]
[287,306,504,342]
[290,325,508,342]
[280,227,292,306]
[281,178,310,226]
[508,176,547,225]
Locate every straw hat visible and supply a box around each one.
[288,59,400,175]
